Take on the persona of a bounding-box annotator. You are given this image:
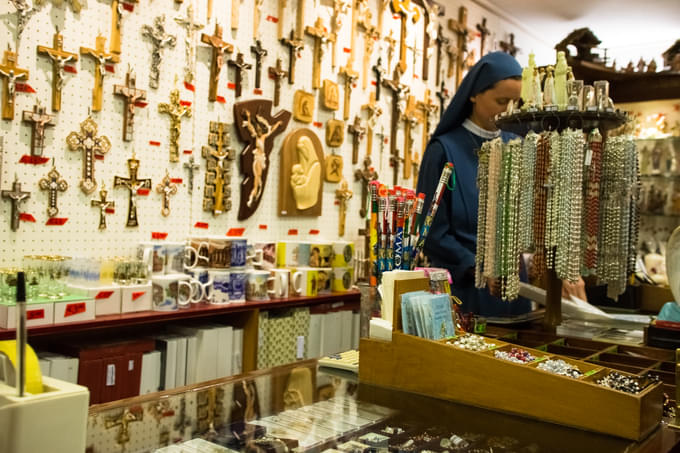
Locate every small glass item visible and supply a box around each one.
[593,80,612,111]
[583,85,597,110]
[566,79,584,110]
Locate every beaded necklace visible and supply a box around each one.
[483,138,502,280]
[475,141,491,288]
[519,132,538,252]
[583,129,603,273]
[532,132,551,279]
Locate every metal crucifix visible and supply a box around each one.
[66,116,111,194]
[113,68,146,142]
[174,4,204,85]
[1,176,30,232]
[91,183,114,229]
[38,162,68,218]
[114,153,151,227]
[158,88,192,162]
[141,15,177,89]
[227,52,252,98]
[155,170,177,217]
[22,103,54,157]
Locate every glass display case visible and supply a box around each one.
[86,360,680,453]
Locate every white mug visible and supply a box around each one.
[246,270,275,301]
[268,269,291,298]
[290,267,318,297]
[151,274,203,310]
[138,242,166,275]
[164,242,203,274]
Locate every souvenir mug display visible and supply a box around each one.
[290,267,318,297]
[151,274,203,311]
[230,269,247,302]
[209,270,231,304]
[246,270,275,301]
[231,239,248,267]
[332,241,354,267]
[268,268,302,298]
[309,243,333,268]
[276,241,310,267]
[187,267,214,302]
[314,268,333,294]
[332,267,354,292]
[254,242,276,269]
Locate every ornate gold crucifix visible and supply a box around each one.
[37,27,78,112]
[39,161,68,218]
[114,153,152,227]
[158,88,192,162]
[80,35,119,112]
[91,183,114,229]
[66,116,111,194]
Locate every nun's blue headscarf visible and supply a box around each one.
[432,51,522,138]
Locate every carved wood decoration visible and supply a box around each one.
[293,90,314,123]
[201,121,235,216]
[322,79,339,110]
[80,35,119,111]
[326,119,344,147]
[279,128,324,217]
[324,153,343,183]
[233,100,291,221]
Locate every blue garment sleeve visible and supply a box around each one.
[416,141,476,283]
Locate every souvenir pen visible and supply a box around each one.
[394,197,405,269]
[369,181,379,285]
[378,191,388,278]
[16,271,26,397]
[402,192,415,269]
[387,190,397,271]
[411,163,454,269]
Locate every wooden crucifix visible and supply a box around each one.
[37,27,78,112]
[377,0,390,36]
[113,68,146,142]
[449,6,471,88]
[201,121,234,216]
[39,163,68,218]
[500,33,519,57]
[231,0,240,30]
[22,103,54,157]
[233,100,291,220]
[434,24,449,86]
[277,0,288,39]
[156,170,177,217]
[174,4,204,85]
[91,183,114,229]
[339,63,359,121]
[435,80,449,120]
[445,42,456,79]
[335,178,353,237]
[331,0,349,69]
[361,91,382,158]
[348,115,366,165]
[253,0,265,38]
[114,153,151,227]
[281,30,305,85]
[295,0,306,40]
[158,88,192,162]
[354,155,377,218]
[66,116,111,194]
[419,0,445,82]
[1,176,30,232]
[109,0,138,55]
[416,88,437,152]
[201,23,233,102]
[382,66,410,185]
[80,35,119,112]
[361,26,379,90]
[390,0,421,75]
[401,95,419,180]
[141,15,177,89]
[250,39,267,89]
[0,48,29,120]
[305,17,335,90]
[227,52,252,98]
[268,58,288,106]
[183,155,200,194]
[372,56,386,101]
[476,17,490,57]
[383,30,396,73]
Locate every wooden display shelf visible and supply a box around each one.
[358,278,663,441]
[0,291,359,340]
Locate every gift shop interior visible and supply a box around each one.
[1,0,680,452]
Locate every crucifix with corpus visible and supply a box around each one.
[250,39,267,89]
[1,176,30,232]
[476,17,491,57]
[80,35,119,112]
[109,0,138,55]
[22,102,54,157]
[37,27,78,112]
[91,183,114,229]
[361,91,382,159]
[0,47,29,121]
[448,6,474,88]
[201,23,233,102]
[201,121,234,216]
[66,116,111,194]
[268,58,288,107]
[382,66,410,185]
[113,68,146,142]
[330,0,349,69]
[401,95,420,180]
[354,156,378,218]
[156,170,177,217]
[158,88,192,162]
[281,30,305,85]
[114,153,152,227]
[227,52,252,98]
[390,0,421,76]
[174,4,204,85]
[305,17,335,90]
[141,15,177,89]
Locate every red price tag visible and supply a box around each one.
[95,291,114,300]
[137,188,150,195]
[64,65,77,74]
[313,121,323,128]
[105,207,115,214]
[19,213,36,222]
[309,229,320,235]
[46,217,68,225]
[227,82,236,90]
[258,224,268,230]
[151,232,168,240]
[64,302,86,317]
[343,47,351,53]
[253,88,263,95]
[179,100,192,107]
[170,178,183,184]
[134,101,148,108]
[149,140,161,146]
[371,80,377,86]
[15,83,35,93]
[216,95,226,103]
[226,228,245,237]
[27,309,45,320]
[132,291,146,301]
[184,82,196,92]
[105,65,115,73]
[194,222,209,229]
[19,155,50,165]
[183,149,193,154]
[122,2,134,11]
[95,154,105,160]
[288,229,298,235]
[266,15,279,23]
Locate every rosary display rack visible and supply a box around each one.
[358,278,663,441]
[494,109,628,330]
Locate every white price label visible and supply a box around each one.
[296,335,305,359]
[106,364,116,386]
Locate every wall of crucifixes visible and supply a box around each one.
[0,0,552,264]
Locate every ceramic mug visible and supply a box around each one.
[332,267,354,292]
[152,274,203,311]
[188,267,213,302]
[188,237,210,265]
[207,236,232,268]
[164,242,202,274]
[231,239,248,267]
[276,241,310,267]
[268,268,296,298]
[253,242,276,269]
[209,269,231,304]
[246,270,275,301]
[138,242,166,275]
[332,241,355,268]
[309,243,333,268]
[290,267,318,297]
[312,267,333,294]
[229,269,247,302]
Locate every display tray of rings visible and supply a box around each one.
[494,109,628,136]
[358,278,663,441]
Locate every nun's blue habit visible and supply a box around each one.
[416,51,531,317]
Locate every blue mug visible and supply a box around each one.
[209,270,230,304]
[229,269,247,302]
[231,239,248,267]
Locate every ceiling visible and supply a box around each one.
[481,0,680,66]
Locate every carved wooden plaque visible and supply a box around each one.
[322,79,339,110]
[233,99,291,221]
[279,128,324,217]
[326,119,344,147]
[324,154,343,183]
[293,90,314,123]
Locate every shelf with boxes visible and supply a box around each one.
[359,278,664,441]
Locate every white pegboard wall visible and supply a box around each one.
[0,0,552,265]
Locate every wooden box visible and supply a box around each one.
[359,278,663,440]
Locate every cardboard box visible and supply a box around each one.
[68,284,121,316]
[0,301,54,329]
[53,296,95,324]
[120,283,152,313]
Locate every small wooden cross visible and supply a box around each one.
[1,176,30,232]
[354,155,377,218]
[448,6,471,88]
[361,26,379,90]
[277,0,288,39]
[114,153,152,227]
[0,48,29,120]
[268,58,288,106]
[339,63,359,121]
[295,0,306,40]
[476,17,490,57]
[174,4,205,84]
[419,0,445,82]
[250,39,267,89]
[417,88,438,151]
[66,116,111,194]
[105,407,144,448]
[305,17,335,90]
[390,0,421,75]
[201,23,233,102]
[434,24,450,86]
[253,0,265,38]
[227,52,252,98]
[22,103,54,157]
[155,170,177,217]
[330,0,349,69]
[109,0,139,55]
[158,88,192,162]
[38,162,68,218]
[372,56,386,101]
[80,35,119,111]
[335,178,353,237]
[500,33,519,57]
[90,183,114,229]
[183,155,200,194]
[348,115,366,165]
[401,95,419,180]
[382,66,410,185]
[141,15,177,89]
[361,91,382,157]
[113,68,146,142]
[280,30,305,85]
[37,27,78,112]
[445,42,457,79]
[201,121,234,215]
[435,80,449,120]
